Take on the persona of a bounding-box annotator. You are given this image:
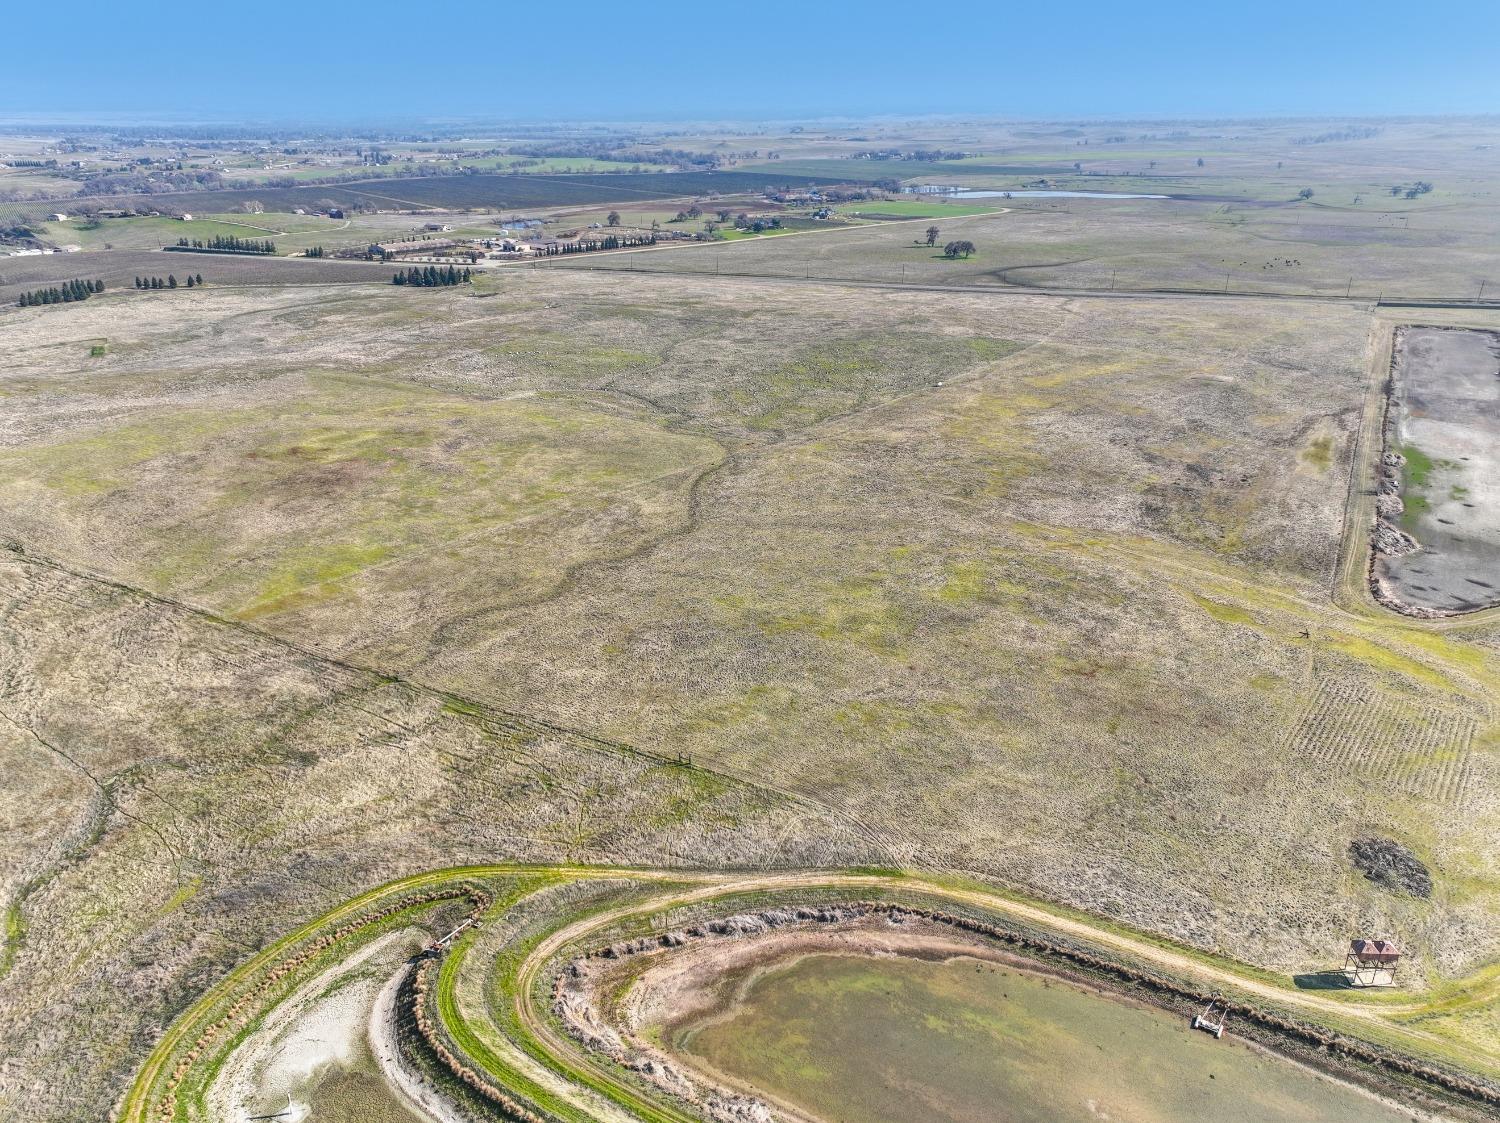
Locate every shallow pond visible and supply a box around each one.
[671,952,1423,1123]
[907,187,1169,199]
[1375,326,1500,614]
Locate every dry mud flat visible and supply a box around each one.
[208,930,428,1123]
[1372,326,1500,615]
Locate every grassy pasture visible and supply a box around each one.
[30,214,311,252]
[5,128,1500,1119]
[3,275,1493,999]
[556,194,1500,300]
[0,249,392,302]
[840,198,1003,217]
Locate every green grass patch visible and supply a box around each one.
[1402,444,1434,487]
[1190,594,1258,627]
[0,901,24,980]
[1300,435,1333,472]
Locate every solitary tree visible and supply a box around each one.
[607,211,621,226]
[925,225,940,247]
[1297,187,1315,200]
[1196,157,1205,167]
[943,240,976,259]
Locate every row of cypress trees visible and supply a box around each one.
[16,278,103,306]
[134,273,205,289]
[174,235,275,253]
[392,265,471,286]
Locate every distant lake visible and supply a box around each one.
[908,187,1169,200]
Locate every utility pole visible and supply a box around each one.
[1223,269,1231,293]
[1346,275,1353,299]
[1480,279,1488,302]
[1110,269,1117,291]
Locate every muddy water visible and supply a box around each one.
[671,952,1423,1123]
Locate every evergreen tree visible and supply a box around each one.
[168,275,177,289]
[185,275,195,287]
[195,273,203,285]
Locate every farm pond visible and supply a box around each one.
[1372,326,1500,615]
[907,186,1170,200]
[662,951,1426,1123]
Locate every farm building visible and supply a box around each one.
[370,238,460,258]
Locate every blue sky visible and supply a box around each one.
[5,1,1498,122]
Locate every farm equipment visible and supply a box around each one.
[1191,992,1229,1039]
[425,916,480,955]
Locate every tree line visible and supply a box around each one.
[392,265,472,286]
[172,235,276,254]
[15,278,104,306]
[546,233,657,254]
[134,273,204,289]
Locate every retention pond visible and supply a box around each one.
[906,186,1169,200]
[1371,326,1500,615]
[666,950,1424,1123]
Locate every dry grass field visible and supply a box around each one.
[2,268,1498,1118]
[556,194,1500,300]
[0,250,392,303]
